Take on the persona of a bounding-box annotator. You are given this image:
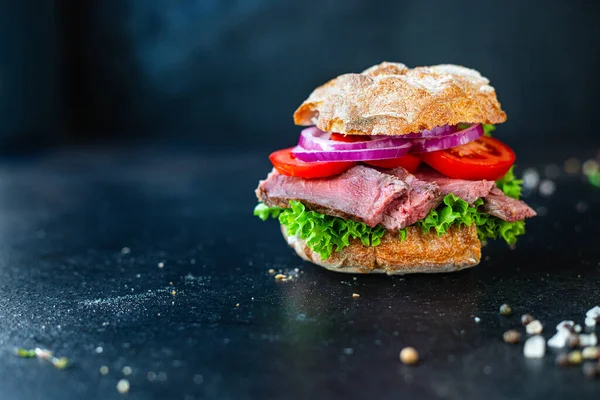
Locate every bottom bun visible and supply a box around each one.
[282,224,481,275]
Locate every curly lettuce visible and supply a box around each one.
[254,201,386,260]
[457,123,496,137]
[496,167,523,199]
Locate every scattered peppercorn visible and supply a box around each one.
[499,304,512,316]
[555,353,570,366]
[582,346,600,360]
[399,347,419,365]
[583,362,600,379]
[521,313,535,326]
[567,335,581,348]
[568,351,583,365]
[503,330,521,344]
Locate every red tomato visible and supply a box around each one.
[421,136,516,180]
[330,133,370,143]
[269,148,356,179]
[364,154,422,173]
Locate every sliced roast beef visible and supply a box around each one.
[256,165,409,227]
[380,168,443,230]
[483,187,537,222]
[415,169,495,204]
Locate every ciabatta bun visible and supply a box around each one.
[294,62,506,136]
[282,224,481,275]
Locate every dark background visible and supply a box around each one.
[1,0,599,151]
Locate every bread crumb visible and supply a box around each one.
[352,293,360,299]
[171,290,177,296]
[400,347,419,365]
[268,269,275,275]
[235,303,240,307]
[274,274,286,281]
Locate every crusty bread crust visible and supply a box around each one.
[282,224,481,275]
[294,62,506,136]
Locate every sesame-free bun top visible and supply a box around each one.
[293,62,507,136]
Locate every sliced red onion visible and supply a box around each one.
[400,124,459,138]
[292,143,411,162]
[410,124,483,153]
[298,127,408,151]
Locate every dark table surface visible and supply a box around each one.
[0,145,598,400]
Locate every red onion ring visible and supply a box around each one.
[298,127,407,151]
[410,124,484,153]
[400,125,459,138]
[292,143,411,162]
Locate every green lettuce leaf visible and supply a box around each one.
[411,194,526,245]
[457,123,495,137]
[253,203,282,221]
[414,194,482,236]
[254,201,386,260]
[496,166,523,199]
[482,124,496,137]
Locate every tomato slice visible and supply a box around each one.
[330,133,370,143]
[421,136,516,180]
[364,154,422,173]
[269,148,356,179]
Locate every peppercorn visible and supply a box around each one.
[568,351,583,365]
[583,362,600,379]
[499,304,512,316]
[503,330,521,344]
[521,313,535,326]
[555,353,570,367]
[567,335,581,348]
[399,347,419,365]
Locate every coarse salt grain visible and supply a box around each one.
[586,306,600,318]
[539,180,556,196]
[556,320,574,333]
[116,379,130,394]
[585,317,597,327]
[526,320,543,335]
[580,333,598,347]
[524,336,546,358]
[522,168,540,190]
[548,332,569,348]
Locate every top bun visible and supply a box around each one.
[294,62,507,136]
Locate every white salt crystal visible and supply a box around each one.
[580,333,598,347]
[547,332,569,348]
[556,321,574,333]
[585,317,597,327]
[586,306,600,318]
[526,320,543,335]
[524,336,546,358]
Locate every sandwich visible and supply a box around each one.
[254,62,536,275]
